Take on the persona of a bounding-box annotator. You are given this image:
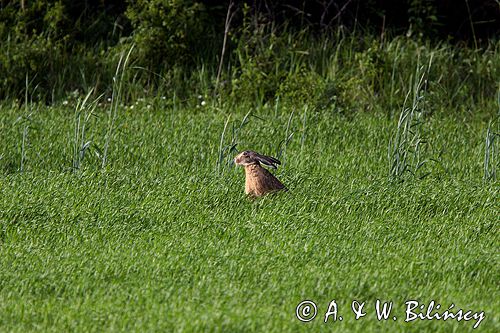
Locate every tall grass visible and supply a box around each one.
[388,55,434,180]
[72,89,102,172]
[1,32,498,183]
[483,89,500,181]
[216,111,253,175]
[17,74,39,172]
[101,45,135,169]
[216,114,232,175]
[276,110,294,169]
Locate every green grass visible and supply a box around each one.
[0,97,498,332]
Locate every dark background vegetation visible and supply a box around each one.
[0,0,498,101]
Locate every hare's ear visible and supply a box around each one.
[255,153,281,169]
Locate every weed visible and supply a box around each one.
[389,54,434,180]
[483,89,500,181]
[72,88,103,171]
[102,45,134,169]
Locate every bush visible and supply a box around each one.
[125,0,213,69]
[0,0,126,101]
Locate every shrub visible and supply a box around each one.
[125,0,212,69]
[0,1,127,101]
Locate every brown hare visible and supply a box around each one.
[234,150,287,197]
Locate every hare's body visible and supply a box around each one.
[234,150,287,197]
[244,164,286,196]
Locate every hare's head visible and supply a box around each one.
[234,151,281,169]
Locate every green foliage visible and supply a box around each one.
[407,0,439,38]
[277,68,325,107]
[125,0,211,69]
[0,1,64,99]
[0,0,499,104]
[1,1,66,39]
[483,91,500,181]
[389,63,434,180]
[0,4,499,330]
[0,102,498,331]
[0,0,126,100]
[317,44,382,114]
[229,6,325,105]
[229,7,284,103]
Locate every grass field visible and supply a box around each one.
[0,91,498,332]
[0,24,499,332]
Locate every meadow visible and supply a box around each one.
[0,35,499,332]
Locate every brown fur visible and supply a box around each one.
[234,151,287,197]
